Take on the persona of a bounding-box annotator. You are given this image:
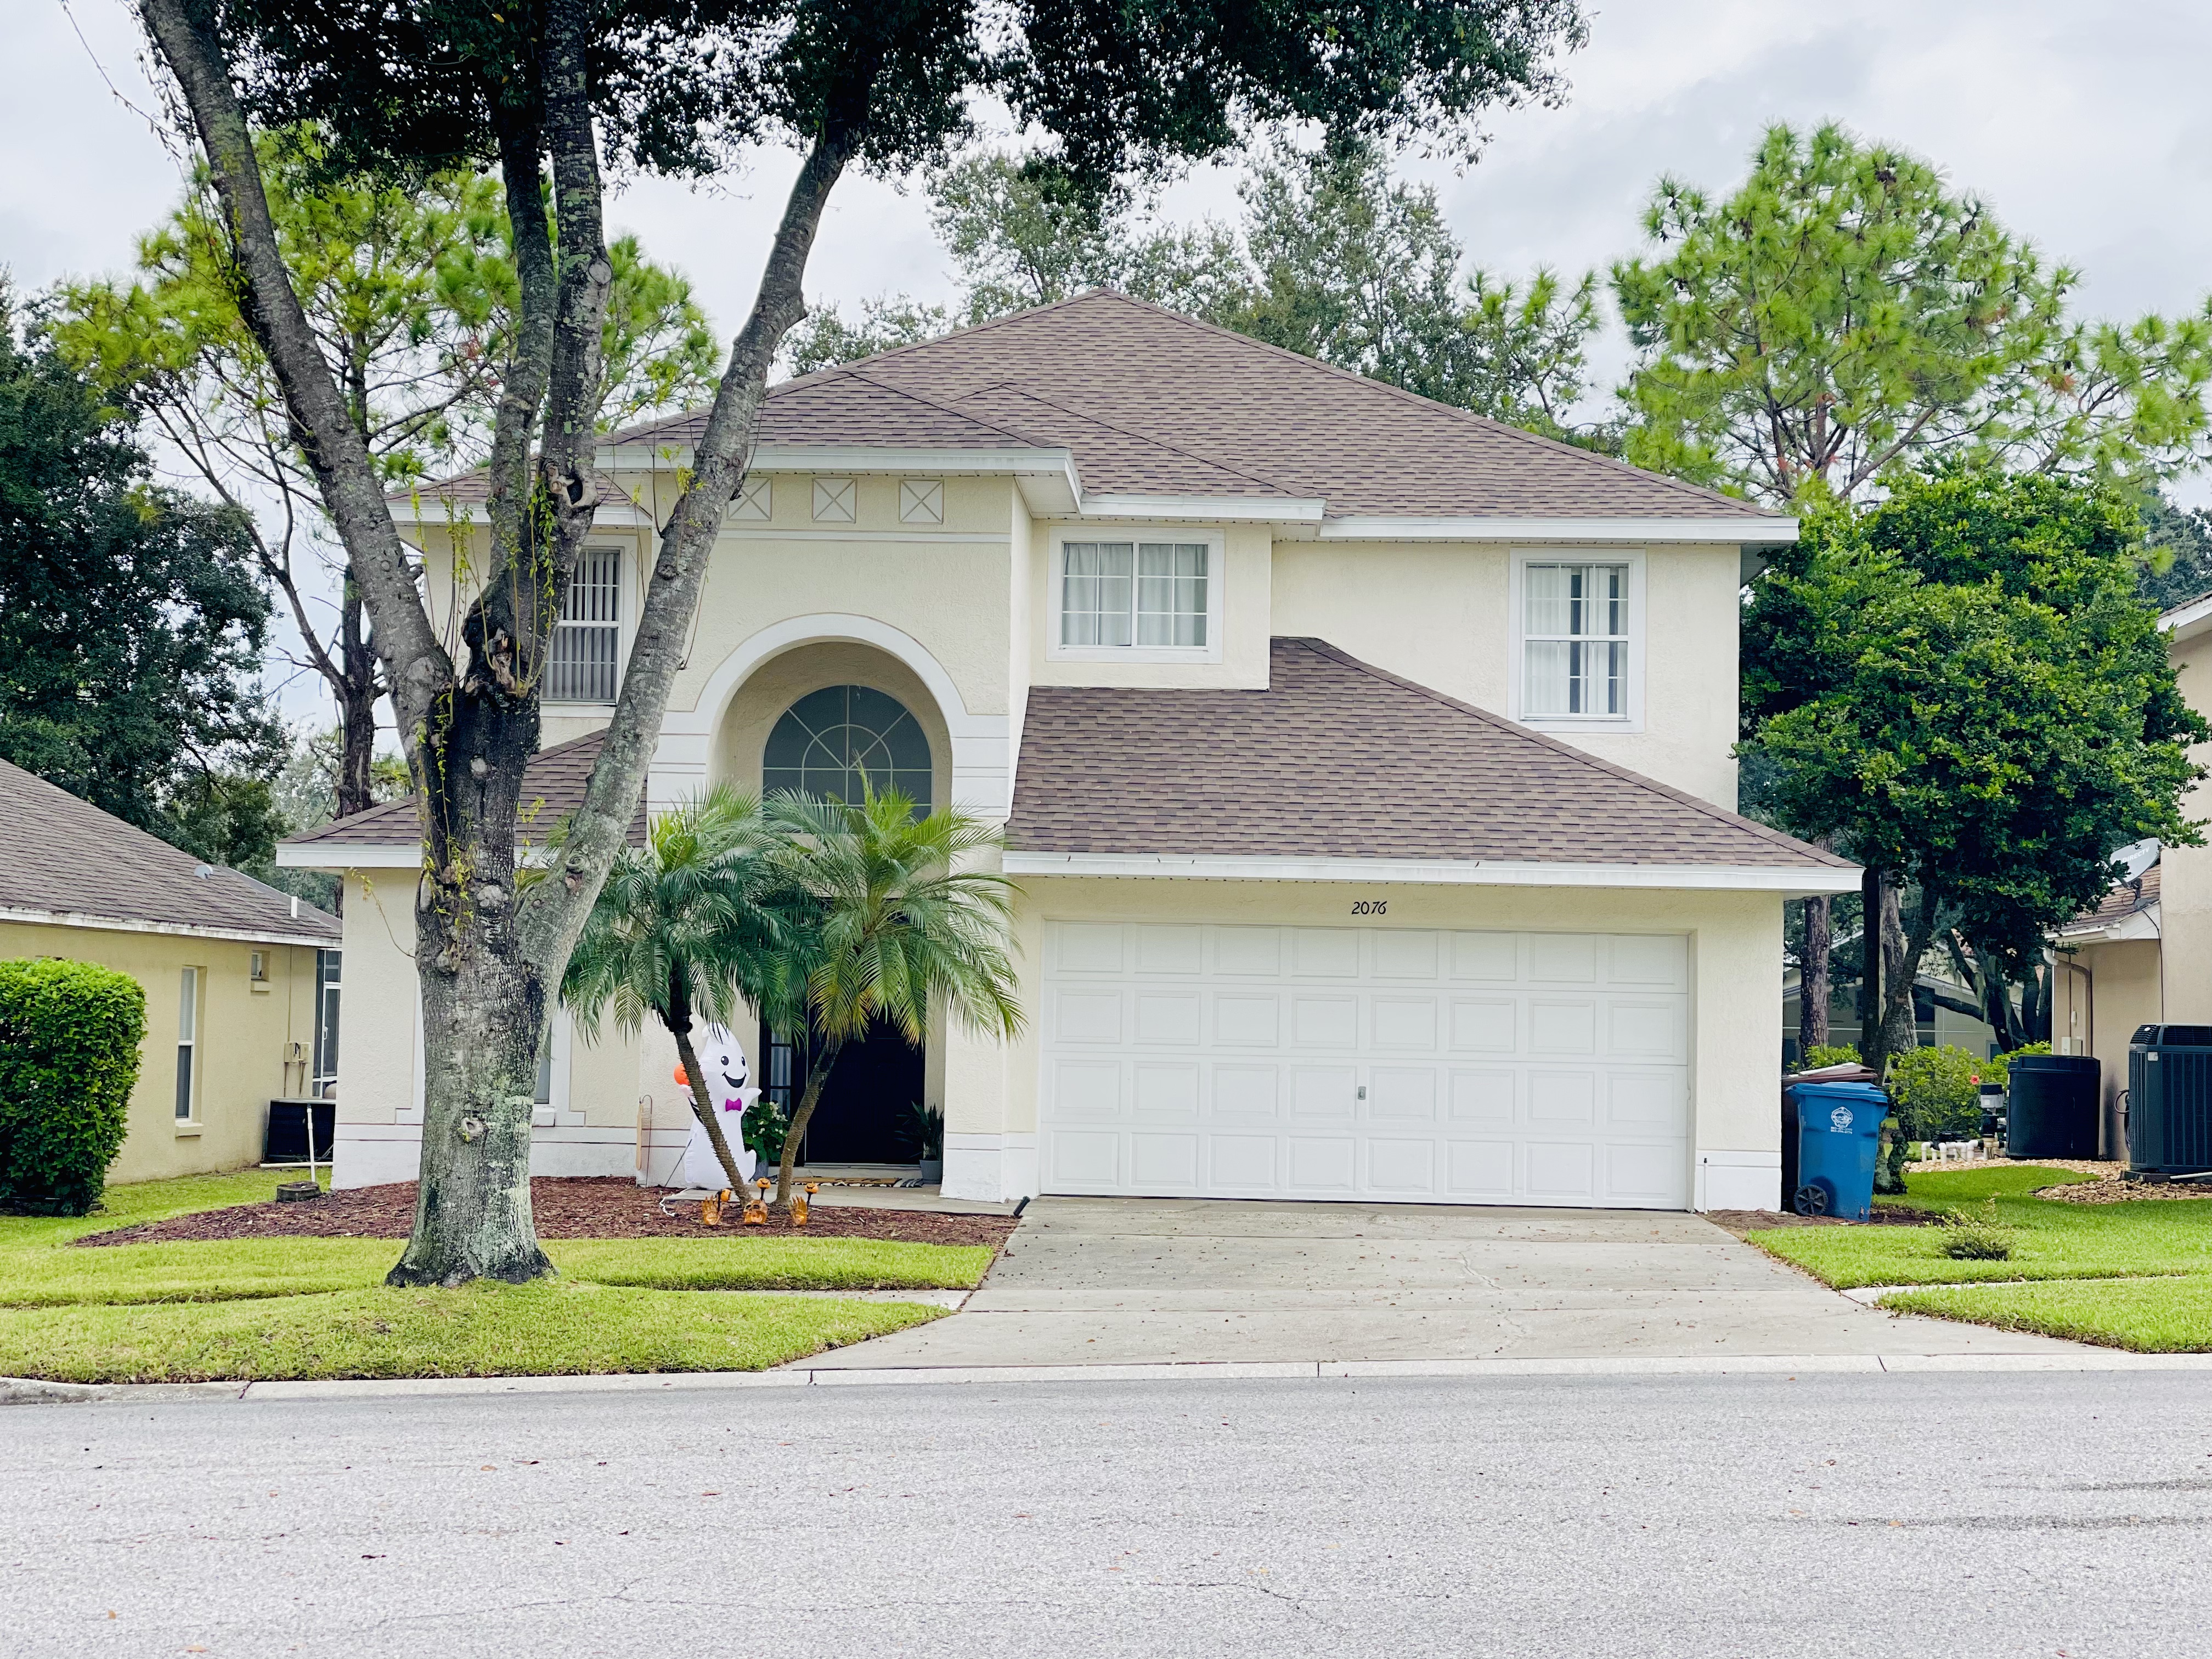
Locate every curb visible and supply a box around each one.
[11,1348,2210,1404]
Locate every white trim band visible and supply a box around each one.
[1001,851,1860,894]
[1317,516,1797,545]
[0,905,338,949]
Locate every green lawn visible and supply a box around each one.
[1881,1277,2212,1354]
[1746,1165,2212,1352]
[0,1171,985,1381]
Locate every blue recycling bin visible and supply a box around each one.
[1787,1081,1890,1220]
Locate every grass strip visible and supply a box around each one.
[1881,1275,2212,1353]
[0,1279,943,1383]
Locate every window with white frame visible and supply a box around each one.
[174,967,200,1121]
[1522,561,1629,718]
[548,545,620,702]
[1059,539,1211,650]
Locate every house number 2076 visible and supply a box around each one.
[1351,900,1389,916]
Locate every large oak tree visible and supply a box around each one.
[135,0,1590,1285]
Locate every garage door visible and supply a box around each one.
[1038,922,1692,1209]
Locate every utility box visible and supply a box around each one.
[2126,1025,2212,1177]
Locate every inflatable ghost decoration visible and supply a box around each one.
[673,1024,763,1190]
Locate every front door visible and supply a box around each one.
[762,1017,924,1165]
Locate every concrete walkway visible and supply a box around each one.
[810,1197,2089,1369]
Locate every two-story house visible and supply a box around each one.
[280,290,1857,1212]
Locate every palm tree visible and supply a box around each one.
[562,784,795,1193]
[764,787,1024,1205]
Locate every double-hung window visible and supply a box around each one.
[548,546,620,702]
[174,967,200,1122]
[1522,561,1630,719]
[1059,539,1211,652]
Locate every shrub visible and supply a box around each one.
[0,958,146,1214]
[1979,1042,2051,1090]
[1886,1045,1988,1141]
[1799,1043,1863,1071]
[1937,1200,2016,1261]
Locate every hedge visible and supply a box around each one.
[0,958,146,1214]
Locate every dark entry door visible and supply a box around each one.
[761,1017,923,1165]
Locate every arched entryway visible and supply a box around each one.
[750,673,938,1169]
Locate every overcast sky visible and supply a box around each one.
[7,0,2210,725]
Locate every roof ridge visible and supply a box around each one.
[1279,637,1852,867]
[955,381,1304,497]
[1061,290,1781,520]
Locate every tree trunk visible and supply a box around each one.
[1877,879,1924,1066]
[775,1042,842,1207]
[667,1013,748,1194]
[1859,867,1885,1071]
[390,932,551,1285]
[334,577,381,822]
[1801,895,1832,1053]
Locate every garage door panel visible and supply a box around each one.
[1212,927,1282,976]
[1209,1135,1279,1190]
[1135,926,1203,975]
[1290,994,1358,1048]
[1448,997,1516,1053]
[1372,995,1440,1051]
[1288,1136,1356,1190]
[1047,1128,1121,1186]
[1445,1138,1517,1197]
[1603,1141,1687,1205]
[1607,998,1687,1062]
[1055,923,1126,974]
[1130,1133,1200,1188]
[1214,992,1282,1046]
[1211,1063,1281,1118]
[1526,1141,1598,1200]
[1529,998,1599,1055]
[1291,1065,1357,1120]
[1370,1065,1439,1122]
[1134,991,1201,1046]
[1040,923,1691,1210]
[1132,1062,1200,1119]
[1367,1138,1436,1194]
[1048,1059,1122,1120]
[1053,988,1125,1044]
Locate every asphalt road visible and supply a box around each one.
[5,1370,2209,1658]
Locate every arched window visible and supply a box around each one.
[763,684,933,811]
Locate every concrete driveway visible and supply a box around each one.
[812,1197,2086,1369]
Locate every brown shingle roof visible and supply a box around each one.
[603,290,1781,523]
[0,759,340,943]
[1006,639,1853,870]
[282,730,646,851]
[2059,862,2161,936]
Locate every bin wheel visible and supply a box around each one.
[1791,1183,1831,1217]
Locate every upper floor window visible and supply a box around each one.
[1056,537,1217,657]
[548,545,620,703]
[1523,561,1629,719]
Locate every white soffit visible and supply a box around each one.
[1002,850,1859,896]
[1315,515,1798,545]
[2161,591,2212,644]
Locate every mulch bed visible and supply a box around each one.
[78,1177,1019,1250]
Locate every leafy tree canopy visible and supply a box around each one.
[1615,122,2212,504]
[1743,467,2207,970]
[0,287,278,834]
[2136,491,2212,612]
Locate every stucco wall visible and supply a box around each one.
[2054,939,2161,1156]
[0,920,321,1184]
[1269,539,1743,807]
[943,878,1785,1207]
[2162,629,2212,1024]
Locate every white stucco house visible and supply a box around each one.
[279,289,1858,1212]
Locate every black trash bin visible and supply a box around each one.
[2005,1056,2100,1160]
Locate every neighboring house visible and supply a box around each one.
[2050,586,2212,1154]
[0,759,341,1183]
[1781,963,1999,1068]
[279,290,1856,1212]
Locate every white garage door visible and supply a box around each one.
[1038,922,1692,1209]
